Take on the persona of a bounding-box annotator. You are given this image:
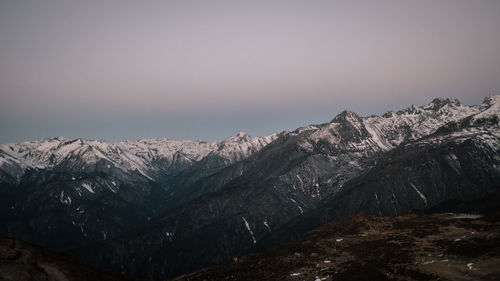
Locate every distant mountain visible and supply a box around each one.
[1,95,499,280]
[0,131,278,182]
[0,132,277,251]
[71,96,500,280]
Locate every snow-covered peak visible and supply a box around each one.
[220,132,251,144]
[0,131,278,180]
[295,96,489,153]
[482,94,500,106]
[211,132,279,161]
[423,97,461,111]
[236,131,249,138]
[331,110,362,123]
[1,95,496,182]
[365,98,480,146]
[396,104,423,115]
[473,94,500,121]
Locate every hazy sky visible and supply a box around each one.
[1,0,499,143]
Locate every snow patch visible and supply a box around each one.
[242,217,256,244]
[263,219,271,232]
[289,198,304,214]
[81,182,95,194]
[409,183,428,206]
[467,263,474,270]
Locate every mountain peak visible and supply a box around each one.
[220,132,251,144]
[482,94,500,106]
[422,97,461,112]
[331,110,361,123]
[236,131,248,138]
[45,136,68,142]
[431,97,460,106]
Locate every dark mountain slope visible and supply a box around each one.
[171,212,500,281]
[0,236,130,281]
[257,124,500,249]
[1,96,499,280]
[0,134,275,252]
[74,111,397,280]
[77,102,500,280]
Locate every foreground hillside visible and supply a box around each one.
[0,237,129,281]
[173,212,500,281]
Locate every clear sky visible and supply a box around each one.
[1,0,499,143]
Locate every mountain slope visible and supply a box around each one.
[172,212,500,281]
[257,121,500,249]
[0,133,276,251]
[76,96,500,280]
[0,236,129,281]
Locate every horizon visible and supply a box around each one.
[1,94,494,144]
[1,1,499,143]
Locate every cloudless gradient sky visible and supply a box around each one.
[1,0,499,143]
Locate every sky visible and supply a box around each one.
[1,0,499,143]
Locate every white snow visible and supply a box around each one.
[289,198,304,214]
[58,191,72,205]
[242,217,256,244]
[473,95,500,121]
[409,183,428,206]
[364,122,392,151]
[296,174,304,186]
[263,219,271,232]
[165,232,174,241]
[0,132,277,183]
[81,182,95,194]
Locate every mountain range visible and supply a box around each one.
[1,95,499,280]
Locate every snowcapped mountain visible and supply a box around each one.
[296,97,482,154]
[0,132,277,251]
[0,132,277,183]
[73,95,500,280]
[1,95,499,280]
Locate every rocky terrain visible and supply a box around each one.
[0,132,277,251]
[75,96,500,280]
[1,95,499,280]
[0,236,129,281]
[173,212,500,281]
